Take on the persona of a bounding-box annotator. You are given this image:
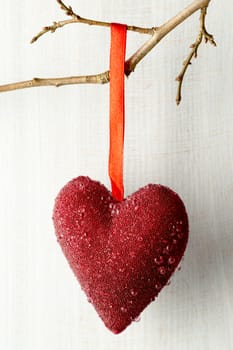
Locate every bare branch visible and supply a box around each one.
[56,0,75,17]
[176,6,216,105]
[0,72,110,93]
[31,19,77,44]
[31,0,154,43]
[0,0,215,105]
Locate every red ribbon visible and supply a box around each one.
[109,23,127,201]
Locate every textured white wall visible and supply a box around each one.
[0,1,232,349]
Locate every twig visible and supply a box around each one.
[31,0,154,43]
[0,72,110,93]
[31,19,76,44]
[0,0,214,105]
[176,6,216,105]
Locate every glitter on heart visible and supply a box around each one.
[53,176,188,334]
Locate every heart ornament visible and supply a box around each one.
[53,176,188,333]
[53,24,188,334]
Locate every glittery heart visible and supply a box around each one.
[53,176,188,334]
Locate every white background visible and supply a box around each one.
[0,1,232,349]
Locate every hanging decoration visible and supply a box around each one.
[53,24,189,334]
[0,0,216,336]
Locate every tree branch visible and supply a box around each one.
[0,0,215,104]
[175,6,216,105]
[0,72,110,93]
[31,0,154,43]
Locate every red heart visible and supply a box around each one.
[53,176,188,334]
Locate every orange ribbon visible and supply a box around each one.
[109,23,127,201]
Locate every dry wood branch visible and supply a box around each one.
[0,72,110,93]
[0,0,215,104]
[31,0,154,43]
[176,6,216,105]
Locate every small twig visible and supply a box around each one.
[176,6,216,105]
[0,72,110,93]
[31,0,154,43]
[57,0,75,17]
[31,19,76,44]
